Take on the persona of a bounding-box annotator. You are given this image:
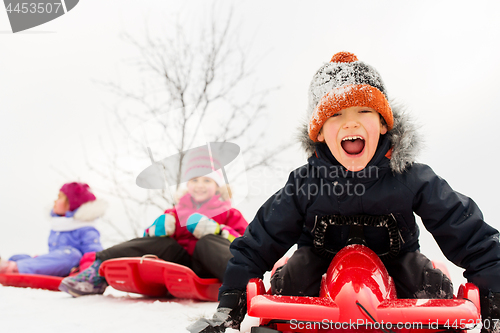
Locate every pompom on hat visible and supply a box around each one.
[60,182,96,212]
[307,51,394,142]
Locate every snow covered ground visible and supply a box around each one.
[0,279,482,333]
[0,284,260,333]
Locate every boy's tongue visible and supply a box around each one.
[341,138,365,155]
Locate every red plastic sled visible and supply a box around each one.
[98,257,221,301]
[247,244,481,333]
[0,273,63,291]
[0,252,96,292]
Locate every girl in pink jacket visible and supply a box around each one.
[59,148,248,297]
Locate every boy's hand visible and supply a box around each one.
[481,292,500,333]
[143,213,176,237]
[186,290,247,333]
[186,213,221,239]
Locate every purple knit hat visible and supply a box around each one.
[60,182,96,211]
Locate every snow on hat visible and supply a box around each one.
[60,182,96,212]
[182,147,224,187]
[307,51,394,142]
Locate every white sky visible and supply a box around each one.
[1,0,500,289]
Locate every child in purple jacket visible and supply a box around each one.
[0,182,106,277]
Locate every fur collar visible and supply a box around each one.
[297,102,422,173]
[49,200,107,232]
[73,199,108,222]
[50,217,99,232]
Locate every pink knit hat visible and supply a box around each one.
[60,182,96,211]
[182,147,224,186]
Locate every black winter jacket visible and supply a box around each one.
[222,106,500,296]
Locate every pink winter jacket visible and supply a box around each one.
[166,193,248,255]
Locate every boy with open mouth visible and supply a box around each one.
[189,52,500,333]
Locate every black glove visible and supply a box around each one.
[187,289,247,333]
[481,291,500,333]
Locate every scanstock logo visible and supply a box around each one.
[3,0,79,33]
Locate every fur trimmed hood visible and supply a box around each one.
[73,199,108,222]
[297,102,422,173]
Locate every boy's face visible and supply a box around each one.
[187,177,218,203]
[53,191,70,216]
[317,106,387,172]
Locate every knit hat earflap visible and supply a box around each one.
[60,182,96,212]
[308,51,394,142]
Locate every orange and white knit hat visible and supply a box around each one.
[307,52,394,142]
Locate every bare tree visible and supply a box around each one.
[88,4,286,240]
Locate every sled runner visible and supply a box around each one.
[98,256,221,301]
[247,244,481,333]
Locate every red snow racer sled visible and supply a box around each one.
[98,256,221,301]
[247,245,481,333]
[0,252,96,292]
